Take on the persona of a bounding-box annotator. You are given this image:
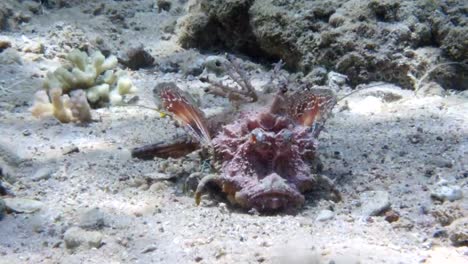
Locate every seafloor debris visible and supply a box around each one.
[31,49,136,123]
[118,46,155,70]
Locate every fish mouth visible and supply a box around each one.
[234,173,305,211]
[248,191,304,211]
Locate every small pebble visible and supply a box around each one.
[62,145,80,155]
[431,185,463,202]
[357,190,391,217]
[141,245,157,254]
[0,39,12,52]
[316,210,335,222]
[384,210,400,223]
[22,129,31,136]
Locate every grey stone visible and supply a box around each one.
[431,185,463,202]
[31,167,53,181]
[3,198,43,213]
[0,140,24,167]
[144,172,173,181]
[79,208,106,230]
[64,227,103,251]
[358,191,391,217]
[327,71,348,90]
[429,157,453,168]
[315,209,335,222]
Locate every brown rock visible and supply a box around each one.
[384,210,400,223]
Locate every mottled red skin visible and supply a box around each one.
[212,110,320,211]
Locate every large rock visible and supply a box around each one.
[3,198,43,213]
[178,0,467,90]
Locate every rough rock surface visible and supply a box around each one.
[447,217,468,247]
[179,0,468,89]
[63,227,103,252]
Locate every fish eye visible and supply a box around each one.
[280,129,293,142]
[251,128,265,143]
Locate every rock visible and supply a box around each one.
[384,210,400,223]
[429,157,453,168]
[0,139,25,166]
[118,46,155,70]
[447,217,468,247]
[0,38,12,52]
[141,245,157,253]
[3,198,43,213]
[431,202,464,226]
[460,90,468,99]
[79,208,106,230]
[62,145,80,155]
[431,185,463,202]
[178,0,466,89]
[64,227,103,251]
[327,71,348,90]
[0,48,22,65]
[315,209,335,222]
[157,0,171,12]
[0,199,6,220]
[358,190,391,217]
[31,167,53,182]
[23,41,45,54]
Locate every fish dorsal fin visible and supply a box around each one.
[158,83,211,145]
